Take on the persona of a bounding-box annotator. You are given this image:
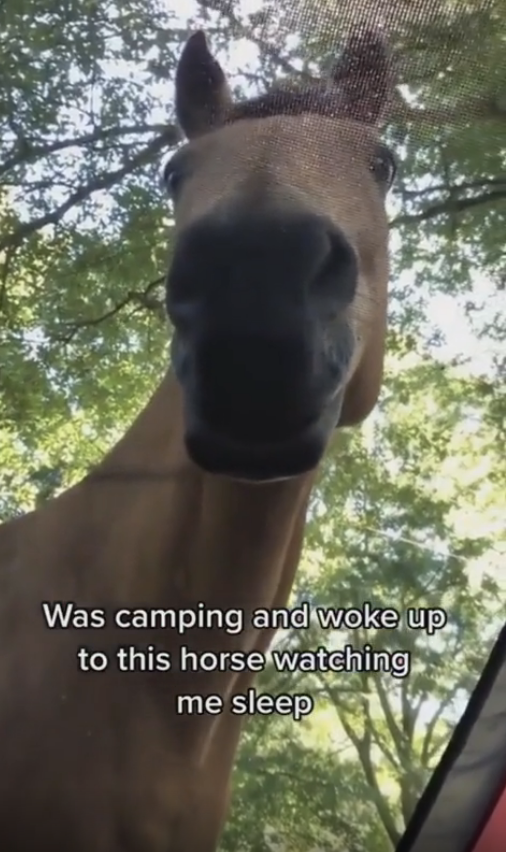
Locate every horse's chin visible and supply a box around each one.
[184,420,326,482]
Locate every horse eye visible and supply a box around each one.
[370,148,397,189]
[159,155,185,200]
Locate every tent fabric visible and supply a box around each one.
[396,622,506,852]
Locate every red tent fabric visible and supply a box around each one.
[473,790,506,852]
[397,623,506,852]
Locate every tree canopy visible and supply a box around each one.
[1,0,505,848]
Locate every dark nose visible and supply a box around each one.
[166,208,357,320]
[177,328,320,443]
[166,208,357,447]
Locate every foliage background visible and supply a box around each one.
[1,0,505,848]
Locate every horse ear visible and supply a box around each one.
[337,311,387,428]
[330,26,394,125]
[175,31,232,139]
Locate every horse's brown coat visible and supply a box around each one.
[0,26,395,852]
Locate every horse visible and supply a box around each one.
[0,25,395,852]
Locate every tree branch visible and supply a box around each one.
[420,686,459,767]
[341,702,402,846]
[0,131,174,252]
[391,188,506,228]
[197,0,315,82]
[375,676,407,758]
[0,123,179,178]
[53,276,165,343]
[389,90,506,128]
[398,176,506,200]
[318,674,401,846]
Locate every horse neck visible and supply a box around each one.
[27,370,315,617]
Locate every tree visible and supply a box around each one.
[222,351,504,850]
[1,0,505,848]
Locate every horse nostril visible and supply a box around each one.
[313,226,358,306]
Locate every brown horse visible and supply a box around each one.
[0,26,395,852]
